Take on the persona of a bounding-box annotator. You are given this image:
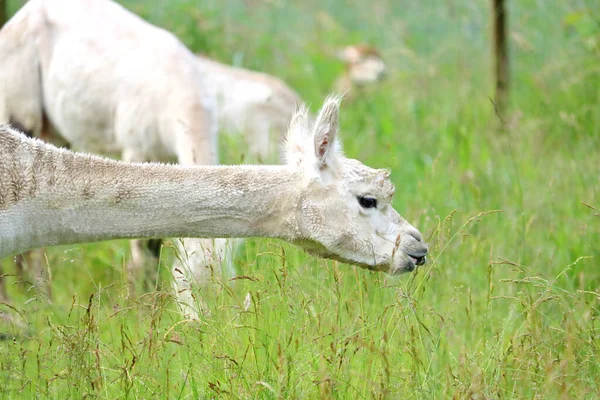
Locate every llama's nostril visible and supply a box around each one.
[409,229,424,243]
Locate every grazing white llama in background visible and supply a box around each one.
[0,0,228,297]
[0,96,428,318]
[195,53,303,163]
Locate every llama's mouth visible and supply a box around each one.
[408,254,427,266]
[396,253,427,274]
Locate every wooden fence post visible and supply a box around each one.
[492,0,509,114]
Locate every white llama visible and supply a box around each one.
[0,96,428,318]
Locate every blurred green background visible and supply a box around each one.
[1,0,598,398]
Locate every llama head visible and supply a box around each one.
[337,44,387,86]
[283,95,427,274]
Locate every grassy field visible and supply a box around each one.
[1,0,599,398]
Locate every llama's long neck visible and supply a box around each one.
[0,129,305,258]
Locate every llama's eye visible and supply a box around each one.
[358,196,377,209]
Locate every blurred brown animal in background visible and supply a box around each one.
[334,44,387,97]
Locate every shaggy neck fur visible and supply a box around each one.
[0,125,304,258]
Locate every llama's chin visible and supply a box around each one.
[388,255,421,275]
[301,247,420,276]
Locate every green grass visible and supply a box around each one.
[1,0,599,398]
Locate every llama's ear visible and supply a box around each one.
[313,94,342,169]
[283,104,311,167]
